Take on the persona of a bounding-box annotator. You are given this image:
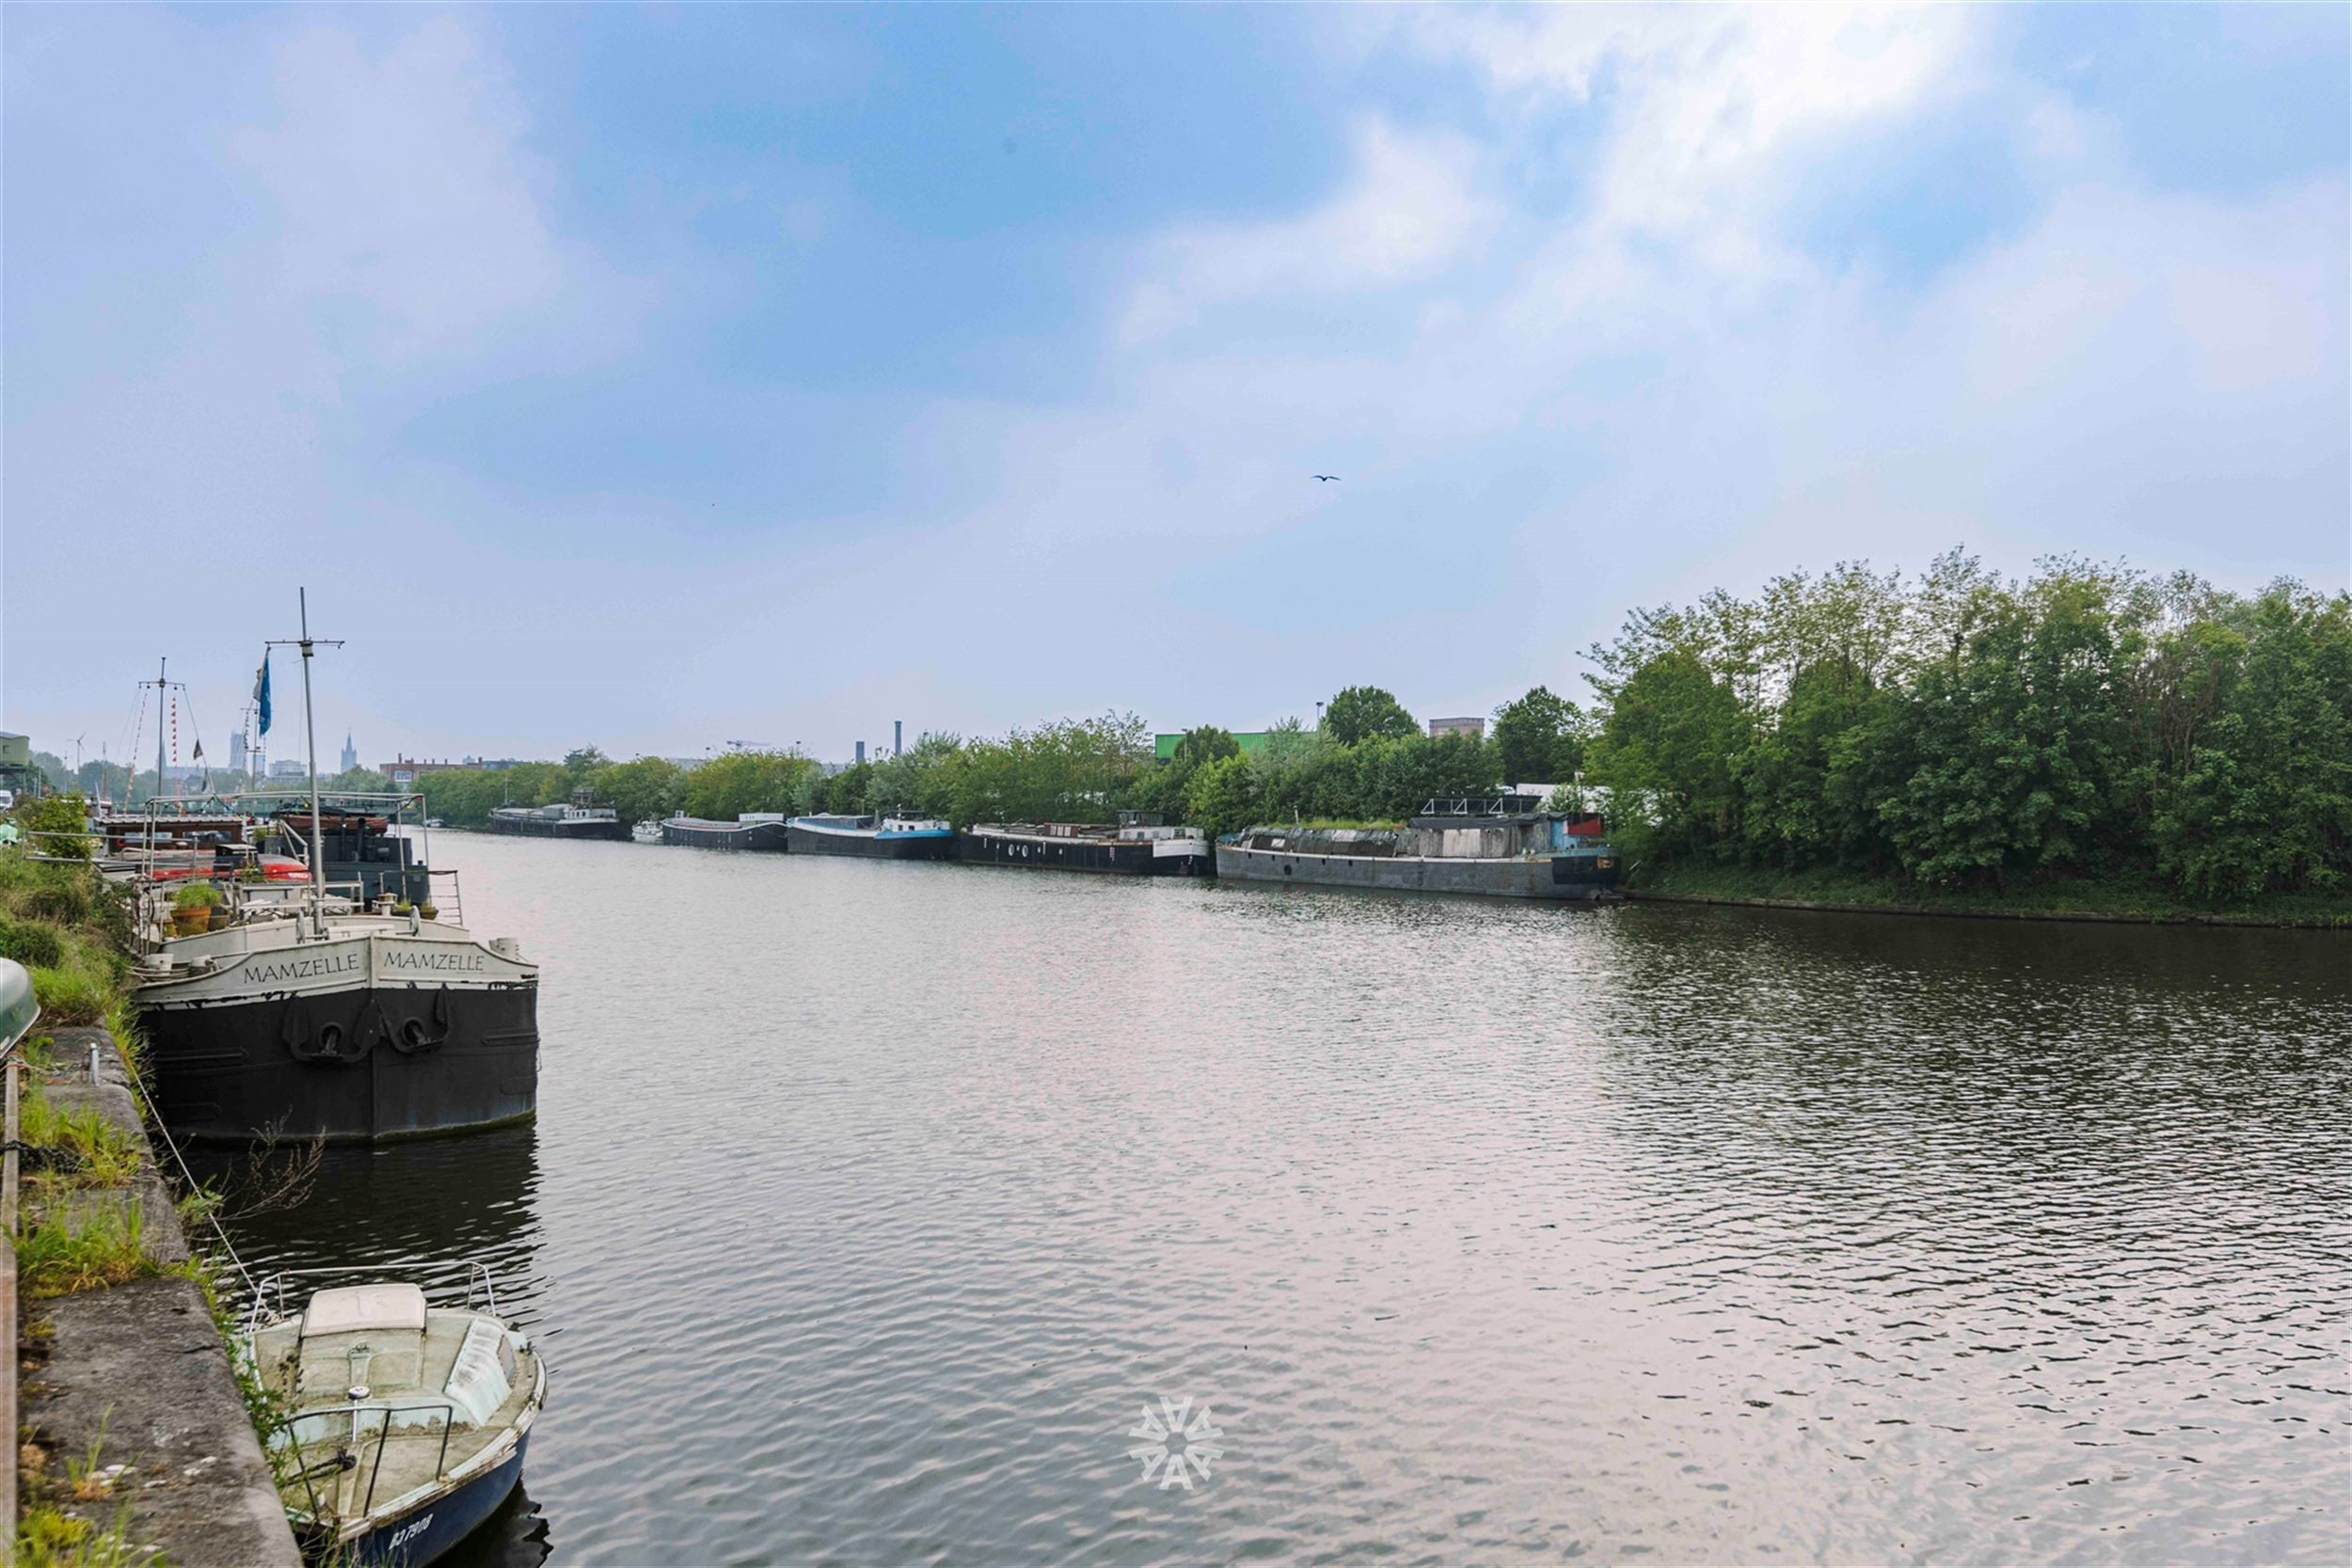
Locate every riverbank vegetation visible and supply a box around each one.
[1582,553,2350,912]
[373,548,2345,918]
[0,818,134,1026]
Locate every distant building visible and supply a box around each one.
[228,733,247,774]
[1427,716,1486,741]
[375,757,475,778]
[268,759,307,780]
[340,732,358,773]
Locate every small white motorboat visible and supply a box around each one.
[242,1270,544,1566]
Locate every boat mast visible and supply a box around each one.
[267,591,343,922]
[151,657,167,806]
[299,590,323,893]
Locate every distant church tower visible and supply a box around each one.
[340,732,358,773]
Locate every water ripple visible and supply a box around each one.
[215,843,2352,1565]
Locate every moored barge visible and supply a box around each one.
[660,814,791,851]
[786,812,955,860]
[960,813,1210,876]
[134,899,540,1143]
[1216,797,1619,902]
[486,796,628,841]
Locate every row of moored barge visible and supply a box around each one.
[651,797,1614,896]
[659,810,1214,875]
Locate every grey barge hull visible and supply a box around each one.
[485,816,628,842]
[1216,841,1615,900]
[661,817,791,852]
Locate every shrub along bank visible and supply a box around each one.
[0,811,134,1028]
[403,548,2345,920]
[1581,553,2351,916]
[0,818,300,1565]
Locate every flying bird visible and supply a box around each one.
[1313,474,1341,483]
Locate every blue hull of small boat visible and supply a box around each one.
[342,1433,529,1568]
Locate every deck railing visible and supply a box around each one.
[270,1396,461,1529]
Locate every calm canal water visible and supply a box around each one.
[208,834,2350,1565]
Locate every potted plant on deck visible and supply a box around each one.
[170,881,225,936]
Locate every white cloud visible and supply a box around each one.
[1120,118,1497,341]
[1420,7,1977,260]
[9,6,2341,758]
[227,18,565,364]
[920,4,2344,716]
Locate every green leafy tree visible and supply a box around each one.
[1184,754,1260,837]
[12,792,91,859]
[561,747,612,793]
[1323,686,1418,746]
[75,761,133,802]
[1586,648,1748,863]
[1130,725,1242,821]
[1172,725,1241,772]
[940,713,1148,826]
[817,761,876,815]
[1737,659,1882,869]
[866,733,962,820]
[684,752,816,820]
[2153,584,2352,899]
[587,756,686,826]
[1491,687,1585,784]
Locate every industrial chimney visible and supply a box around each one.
[894,720,903,757]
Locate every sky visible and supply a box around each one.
[4,4,2346,768]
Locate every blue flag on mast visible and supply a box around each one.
[254,654,273,736]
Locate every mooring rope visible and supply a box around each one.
[106,1023,261,1299]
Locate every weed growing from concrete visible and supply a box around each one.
[14,1203,154,1299]
[20,1089,142,1190]
[16,1418,140,1568]
[13,1502,140,1568]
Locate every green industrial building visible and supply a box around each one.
[1152,731,1284,763]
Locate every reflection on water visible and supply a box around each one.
[214,837,2351,1565]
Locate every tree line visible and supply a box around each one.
[397,692,1588,844]
[1583,552,2349,901]
[167,546,2335,909]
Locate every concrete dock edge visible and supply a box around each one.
[16,1024,300,1567]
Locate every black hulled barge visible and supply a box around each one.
[959,813,1210,875]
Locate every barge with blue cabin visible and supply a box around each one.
[786,812,956,860]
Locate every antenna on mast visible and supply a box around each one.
[265,588,345,915]
[140,658,170,805]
